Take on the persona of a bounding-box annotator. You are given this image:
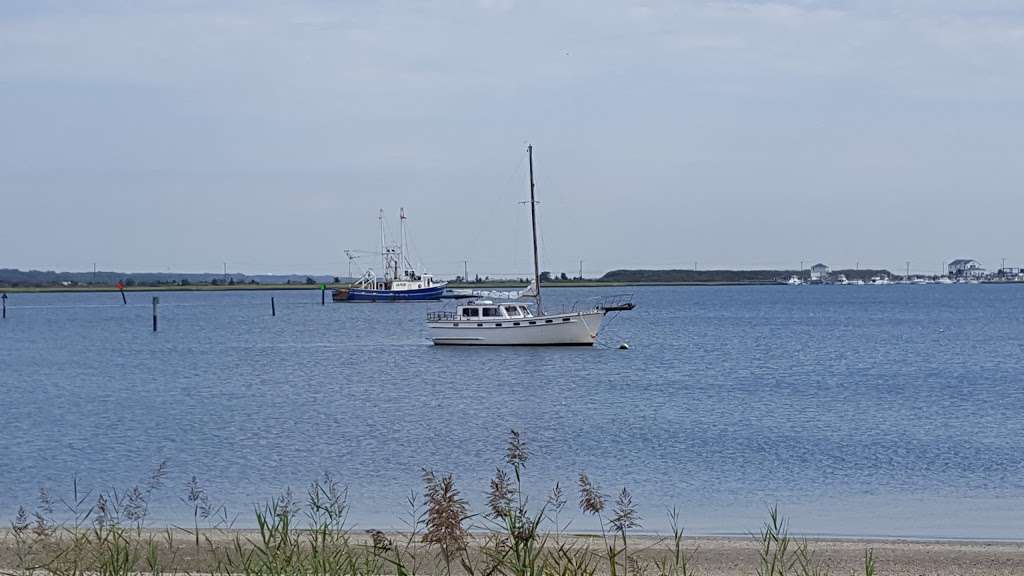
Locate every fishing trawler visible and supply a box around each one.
[426,145,633,345]
[333,209,447,302]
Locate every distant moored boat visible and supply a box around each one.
[333,209,447,302]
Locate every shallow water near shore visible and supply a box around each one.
[1,285,1023,538]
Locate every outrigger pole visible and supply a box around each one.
[528,144,543,316]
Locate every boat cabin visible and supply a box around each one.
[391,273,437,291]
[456,301,533,320]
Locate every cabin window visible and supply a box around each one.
[463,308,479,317]
[482,307,500,317]
[504,306,522,318]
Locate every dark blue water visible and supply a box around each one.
[2,285,1023,538]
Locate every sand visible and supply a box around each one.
[2,529,1024,575]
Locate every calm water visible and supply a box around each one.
[1,285,1023,538]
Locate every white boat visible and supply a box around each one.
[936,276,954,284]
[786,275,803,286]
[836,274,849,285]
[428,300,612,346]
[426,146,633,346]
[870,275,892,285]
[849,278,865,285]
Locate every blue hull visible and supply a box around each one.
[335,283,447,302]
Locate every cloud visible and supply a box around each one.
[1,1,1022,272]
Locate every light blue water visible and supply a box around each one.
[1,286,1023,538]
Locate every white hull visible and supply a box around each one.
[428,310,606,346]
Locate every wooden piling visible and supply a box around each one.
[152,297,159,332]
[271,296,276,316]
[321,284,326,306]
[2,293,6,319]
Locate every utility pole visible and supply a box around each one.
[223,261,227,283]
[92,262,97,284]
[344,250,358,279]
[906,261,911,280]
[579,260,583,281]
[464,260,469,283]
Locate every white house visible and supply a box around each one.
[810,263,830,282]
[947,259,985,278]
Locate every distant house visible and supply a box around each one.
[947,259,985,278]
[809,263,830,282]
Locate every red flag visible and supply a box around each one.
[116,281,125,291]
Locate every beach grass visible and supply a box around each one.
[3,431,883,576]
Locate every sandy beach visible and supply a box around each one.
[4,528,1024,575]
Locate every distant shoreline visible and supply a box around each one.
[6,279,1024,294]
[1,280,787,294]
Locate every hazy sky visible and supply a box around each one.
[2,1,1022,277]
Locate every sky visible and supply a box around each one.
[1,1,1022,278]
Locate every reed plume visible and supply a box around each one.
[610,488,640,533]
[506,429,528,470]
[422,468,469,575]
[488,467,515,519]
[578,473,606,516]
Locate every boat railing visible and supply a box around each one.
[353,269,378,290]
[570,293,636,313]
[427,311,459,322]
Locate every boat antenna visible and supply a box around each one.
[528,144,543,315]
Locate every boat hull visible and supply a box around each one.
[334,283,447,302]
[428,310,605,346]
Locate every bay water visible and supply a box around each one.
[1,285,1022,538]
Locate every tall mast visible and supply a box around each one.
[400,207,408,276]
[528,144,543,315]
[379,208,385,282]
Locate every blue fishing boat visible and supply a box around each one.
[333,208,447,302]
